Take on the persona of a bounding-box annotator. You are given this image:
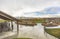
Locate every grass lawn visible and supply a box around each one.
[35,20,45,23]
[13,38,32,39]
[45,28,60,38]
[0,20,5,22]
[0,20,8,23]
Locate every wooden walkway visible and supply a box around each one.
[0,11,19,35]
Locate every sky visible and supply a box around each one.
[23,7,60,18]
[0,0,60,17]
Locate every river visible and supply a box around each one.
[13,23,59,39]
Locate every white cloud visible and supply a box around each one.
[23,14,60,18]
[0,0,60,17]
[15,0,60,17]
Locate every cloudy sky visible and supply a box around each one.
[0,0,60,17]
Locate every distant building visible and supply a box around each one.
[42,18,60,26]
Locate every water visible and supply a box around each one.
[8,23,58,39]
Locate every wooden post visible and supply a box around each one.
[11,21,13,31]
[17,21,19,35]
[44,27,47,38]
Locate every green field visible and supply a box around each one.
[0,20,6,22]
[45,28,60,38]
[0,20,10,23]
[13,38,32,39]
[34,20,45,23]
